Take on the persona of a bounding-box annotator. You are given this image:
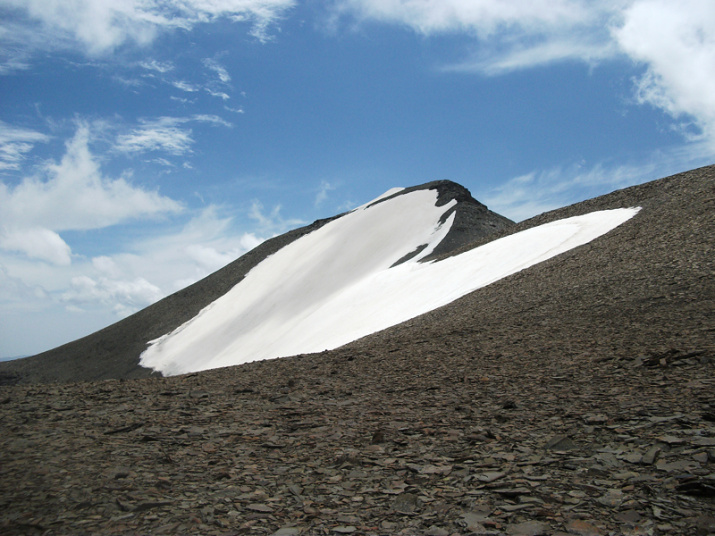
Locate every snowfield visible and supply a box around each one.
[140,188,640,375]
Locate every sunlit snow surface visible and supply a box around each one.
[140,189,640,375]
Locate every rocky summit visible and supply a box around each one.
[1,165,714,535]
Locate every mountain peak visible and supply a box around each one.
[0,175,645,383]
[367,180,479,208]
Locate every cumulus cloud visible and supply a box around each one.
[613,0,715,148]
[0,123,183,264]
[0,121,50,170]
[0,227,72,265]
[0,0,296,58]
[56,206,268,318]
[62,273,164,317]
[92,205,265,292]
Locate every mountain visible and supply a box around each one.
[0,165,713,535]
[0,180,514,385]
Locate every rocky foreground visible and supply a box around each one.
[1,165,714,535]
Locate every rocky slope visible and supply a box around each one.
[0,165,713,535]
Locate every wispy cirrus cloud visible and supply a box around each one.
[207,89,231,100]
[114,115,231,156]
[331,0,596,35]
[0,0,296,65]
[331,0,715,152]
[329,0,619,74]
[445,36,617,75]
[139,59,174,73]
[0,121,51,170]
[115,117,195,156]
[203,58,231,84]
[480,142,713,222]
[314,180,336,207]
[192,115,232,128]
[171,80,200,93]
[144,59,235,102]
[202,58,234,101]
[249,200,305,236]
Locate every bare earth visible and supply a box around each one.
[1,166,714,535]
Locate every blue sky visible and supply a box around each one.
[1,0,714,358]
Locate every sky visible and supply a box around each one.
[139,186,638,376]
[0,0,714,358]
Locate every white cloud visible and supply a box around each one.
[249,200,305,235]
[447,37,616,75]
[0,227,72,265]
[315,180,336,207]
[613,0,715,150]
[0,123,183,264]
[170,96,193,105]
[0,264,47,305]
[115,117,195,155]
[139,59,174,73]
[192,114,233,127]
[332,0,596,35]
[62,274,164,317]
[0,0,296,57]
[0,121,50,170]
[115,115,231,156]
[203,58,231,83]
[331,1,621,74]
[59,206,266,316]
[84,205,265,295]
[172,80,200,92]
[207,89,231,100]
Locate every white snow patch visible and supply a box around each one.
[140,188,640,376]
